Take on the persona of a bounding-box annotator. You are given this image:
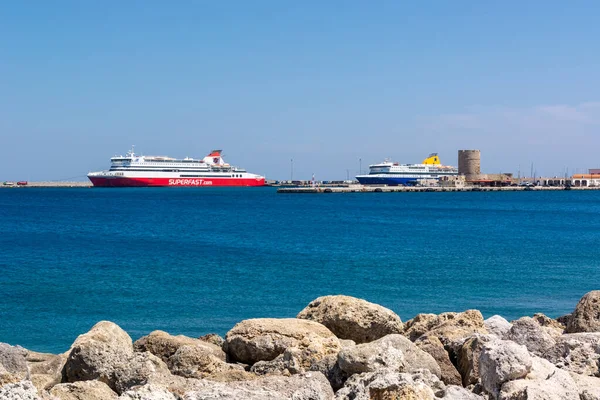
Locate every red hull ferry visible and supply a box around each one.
[88,148,265,187]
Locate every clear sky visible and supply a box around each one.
[1,1,599,181]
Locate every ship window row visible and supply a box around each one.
[109,168,229,173]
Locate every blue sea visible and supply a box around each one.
[1,188,599,353]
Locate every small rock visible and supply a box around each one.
[566,291,600,333]
[198,334,225,349]
[118,384,179,400]
[499,364,579,400]
[443,386,485,399]
[297,295,404,344]
[484,316,512,338]
[337,334,441,378]
[26,351,66,392]
[168,345,244,379]
[224,318,341,365]
[49,380,118,400]
[0,343,29,386]
[532,313,565,332]
[404,311,488,347]
[543,332,600,376]
[457,334,495,387]
[134,331,225,363]
[478,339,532,397]
[112,352,174,395]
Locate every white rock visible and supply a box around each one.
[478,340,532,397]
[0,380,41,400]
[484,316,512,338]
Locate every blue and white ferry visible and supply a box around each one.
[356,153,458,186]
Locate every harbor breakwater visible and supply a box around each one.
[1,292,600,399]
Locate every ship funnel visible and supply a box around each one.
[423,153,441,165]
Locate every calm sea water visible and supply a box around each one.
[1,188,599,353]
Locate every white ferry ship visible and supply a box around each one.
[356,153,458,186]
[88,148,265,187]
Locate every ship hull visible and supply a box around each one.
[88,176,266,187]
[356,176,421,186]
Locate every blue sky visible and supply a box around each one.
[1,1,599,180]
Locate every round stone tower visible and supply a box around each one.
[458,150,481,176]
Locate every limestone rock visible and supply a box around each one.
[567,291,600,333]
[569,372,600,400]
[404,311,487,347]
[0,343,29,386]
[118,384,179,400]
[63,321,134,388]
[297,295,404,344]
[504,317,557,356]
[182,372,334,400]
[543,332,600,376]
[49,380,118,400]
[0,380,41,400]
[499,365,579,400]
[532,313,565,332]
[337,334,441,378]
[335,369,445,400]
[484,316,512,338]
[26,351,66,392]
[443,386,485,399]
[415,336,462,386]
[134,331,225,363]
[198,334,225,349]
[112,352,174,395]
[457,334,495,387]
[224,318,341,365]
[167,345,244,379]
[478,340,532,397]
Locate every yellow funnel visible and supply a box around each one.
[423,153,441,165]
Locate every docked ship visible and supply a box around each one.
[356,153,458,186]
[88,148,265,187]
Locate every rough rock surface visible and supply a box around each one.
[49,380,118,400]
[569,372,600,400]
[111,351,174,395]
[443,386,485,399]
[404,311,487,347]
[63,321,134,389]
[224,318,341,365]
[182,372,334,400]
[415,335,462,386]
[484,316,512,338]
[499,364,579,400]
[478,340,532,397]
[0,380,40,400]
[0,344,29,386]
[198,334,225,349]
[532,313,565,332]
[26,351,66,392]
[168,345,244,379]
[457,334,495,387]
[118,384,179,400]
[504,317,557,356]
[543,332,600,376]
[567,291,600,333]
[337,334,441,378]
[134,331,225,363]
[297,295,404,344]
[335,369,445,400]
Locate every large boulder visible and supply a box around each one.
[0,344,29,387]
[337,334,441,378]
[49,380,118,400]
[567,291,600,333]
[457,334,495,387]
[111,352,175,395]
[404,311,487,347]
[335,369,445,400]
[296,295,404,344]
[182,372,334,400]
[63,321,134,387]
[224,318,341,365]
[0,380,40,400]
[504,317,557,357]
[167,345,244,379]
[499,360,579,400]
[134,331,225,363]
[543,332,600,376]
[484,316,512,338]
[478,340,532,397]
[415,336,462,386]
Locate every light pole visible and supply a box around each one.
[290,158,294,182]
[359,158,362,175]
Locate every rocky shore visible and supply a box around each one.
[2,292,600,399]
